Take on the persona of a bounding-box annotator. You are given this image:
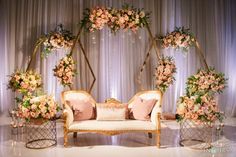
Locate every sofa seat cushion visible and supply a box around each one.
[69,120,157,131]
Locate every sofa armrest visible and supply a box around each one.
[151,104,162,127]
[63,104,74,128]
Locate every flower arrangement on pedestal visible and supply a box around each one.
[177,94,223,124]
[8,70,42,94]
[42,24,75,57]
[53,55,76,87]
[17,95,60,122]
[158,27,196,51]
[155,56,177,93]
[176,68,227,124]
[81,5,150,33]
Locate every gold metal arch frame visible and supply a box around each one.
[137,29,211,93]
[136,25,161,91]
[26,25,96,93]
[195,40,210,71]
[67,23,162,93]
[26,24,209,94]
[68,25,96,93]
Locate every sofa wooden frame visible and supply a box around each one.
[61,90,162,148]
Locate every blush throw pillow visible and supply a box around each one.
[96,103,128,121]
[67,99,94,121]
[131,97,157,120]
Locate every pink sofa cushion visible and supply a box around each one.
[67,99,94,121]
[131,97,157,120]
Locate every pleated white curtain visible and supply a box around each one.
[0,0,235,117]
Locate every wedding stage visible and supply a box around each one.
[1,0,236,156]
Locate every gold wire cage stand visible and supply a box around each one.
[179,119,213,150]
[25,119,57,149]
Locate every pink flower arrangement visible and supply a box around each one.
[159,27,196,51]
[53,55,76,87]
[86,7,111,32]
[8,70,42,94]
[187,68,227,96]
[176,94,224,124]
[155,56,177,93]
[176,68,227,124]
[18,95,60,121]
[81,5,149,33]
[42,24,75,57]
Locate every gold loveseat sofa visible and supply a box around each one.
[61,90,163,148]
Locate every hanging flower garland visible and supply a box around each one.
[154,56,177,93]
[81,5,150,33]
[53,55,77,87]
[176,68,227,124]
[158,27,196,51]
[42,24,75,57]
[8,70,42,95]
[17,95,60,121]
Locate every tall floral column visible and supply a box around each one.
[176,68,227,149]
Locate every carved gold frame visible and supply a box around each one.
[61,90,162,148]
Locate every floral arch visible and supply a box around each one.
[8,5,227,125]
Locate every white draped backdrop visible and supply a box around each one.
[0,0,235,116]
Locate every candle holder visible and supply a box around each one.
[9,109,25,135]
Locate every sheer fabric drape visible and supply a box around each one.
[0,0,235,116]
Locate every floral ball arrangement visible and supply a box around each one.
[18,95,60,121]
[42,24,75,57]
[81,5,150,33]
[159,27,196,51]
[155,56,177,93]
[53,55,76,87]
[8,70,42,94]
[176,68,227,124]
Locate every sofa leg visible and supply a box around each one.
[73,132,77,138]
[156,112,161,148]
[156,132,160,148]
[64,132,68,147]
[148,133,152,138]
